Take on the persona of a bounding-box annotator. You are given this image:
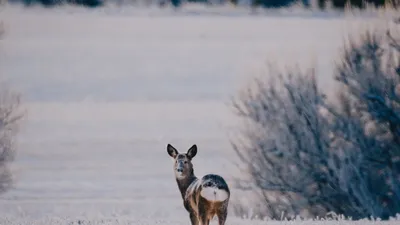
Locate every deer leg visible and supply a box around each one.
[217,207,228,225]
[198,201,210,225]
[199,217,209,225]
[198,210,210,225]
[189,212,199,225]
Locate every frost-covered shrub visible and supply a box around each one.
[330,27,400,220]
[0,86,23,193]
[231,24,400,220]
[0,29,24,194]
[231,66,337,219]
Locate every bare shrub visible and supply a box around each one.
[330,26,400,220]
[0,27,24,194]
[231,24,400,220]
[231,66,341,220]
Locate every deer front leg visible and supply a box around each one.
[189,213,199,225]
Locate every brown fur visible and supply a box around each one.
[167,144,229,225]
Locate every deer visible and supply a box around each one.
[166,144,230,225]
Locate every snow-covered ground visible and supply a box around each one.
[0,3,398,224]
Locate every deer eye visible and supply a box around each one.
[184,161,188,164]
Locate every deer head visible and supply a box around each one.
[167,144,197,180]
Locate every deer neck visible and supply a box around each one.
[176,169,197,200]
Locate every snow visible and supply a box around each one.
[0,3,398,224]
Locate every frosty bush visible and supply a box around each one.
[0,84,23,193]
[0,29,24,194]
[231,24,400,220]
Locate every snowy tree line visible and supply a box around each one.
[4,0,400,9]
[231,22,400,220]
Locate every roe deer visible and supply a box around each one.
[167,144,230,225]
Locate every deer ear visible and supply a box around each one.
[186,144,197,160]
[167,144,178,158]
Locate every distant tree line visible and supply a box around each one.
[6,0,399,9]
[229,0,399,9]
[8,0,103,7]
[316,0,399,9]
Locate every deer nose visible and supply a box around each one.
[177,168,183,173]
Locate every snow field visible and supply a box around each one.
[0,3,398,224]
